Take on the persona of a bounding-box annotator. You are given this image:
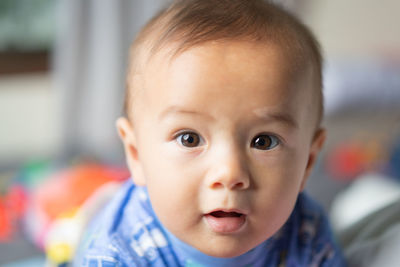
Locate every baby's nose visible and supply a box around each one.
[205,149,250,190]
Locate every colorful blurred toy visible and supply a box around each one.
[0,159,54,242]
[23,163,129,266]
[44,181,123,266]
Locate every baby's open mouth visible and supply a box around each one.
[204,210,246,233]
[209,211,243,218]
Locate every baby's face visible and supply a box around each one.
[119,41,325,257]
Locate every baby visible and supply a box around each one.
[77,0,345,266]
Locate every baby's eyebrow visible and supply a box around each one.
[159,105,215,121]
[254,109,299,129]
[159,106,298,128]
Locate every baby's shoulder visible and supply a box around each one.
[74,181,151,266]
[295,192,330,236]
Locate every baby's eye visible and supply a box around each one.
[251,134,280,150]
[176,132,202,148]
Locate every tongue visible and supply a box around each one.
[204,213,245,233]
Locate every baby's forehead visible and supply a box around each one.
[143,40,307,77]
[146,41,314,102]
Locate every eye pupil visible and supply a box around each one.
[254,136,271,149]
[181,133,200,147]
[251,134,278,150]
[183,134,194,143]
[255,137,267,147]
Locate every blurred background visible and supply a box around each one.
[0,0,399,266]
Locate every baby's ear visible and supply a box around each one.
[116,117,146,186]
[300,128,326,191]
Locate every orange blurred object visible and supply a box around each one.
[34,164,129,221]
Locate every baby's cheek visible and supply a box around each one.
[254,169,301,214]
[279,152,308,184]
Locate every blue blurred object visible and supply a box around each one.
[388,137,400,180]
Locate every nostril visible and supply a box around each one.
[210,181,224,189]
[235,182,244,188]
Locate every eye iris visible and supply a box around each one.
[181,133,199,147]
[253,135,273,149]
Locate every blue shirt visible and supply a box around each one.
[75,180,345,266]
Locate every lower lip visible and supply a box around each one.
[204,214,246,234]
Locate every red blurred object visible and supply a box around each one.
[326,138,386,181]
[327,143,365,181]
[0,196,12,241]
[7,185,28,219]
[0,185,28,241]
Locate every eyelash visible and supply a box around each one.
[174,131,280,150]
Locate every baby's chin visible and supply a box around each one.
[188,234,262,258]
[198,243,253,258]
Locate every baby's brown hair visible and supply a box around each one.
[124,0,323,127]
